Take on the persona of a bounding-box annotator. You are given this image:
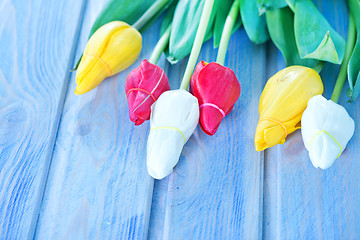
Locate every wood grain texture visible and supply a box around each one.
[2,0,357,238]
[0,0,84,239]
[262,42,283,240]
[147,59,188,240]
[148,177,169,240]
[35,0,162,239]
[263,0,360,239]
[150,30,266,239]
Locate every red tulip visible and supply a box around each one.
[190,61,241,135]
[125,59,170,125]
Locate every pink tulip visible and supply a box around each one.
[125,59,170,125]
[190,61,241,135]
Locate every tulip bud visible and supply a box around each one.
[75,21,142,95]
[125,60,170,125]
[147,90,199,179]
[190,61,241,135]
[255,66,323,151]
[301,95,355,169]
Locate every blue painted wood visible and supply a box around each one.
[147,58,191,240]
[2,0,357,238]
[148,178,169,240]
[35,0,163,239]
[0,0,84,239]
[262,42,283,240]
[149,30,266,239]
[263,0,360,239]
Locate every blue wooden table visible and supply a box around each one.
[0,0,359,239]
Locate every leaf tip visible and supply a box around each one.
[303,31,341,64]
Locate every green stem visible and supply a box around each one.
[313,61,325,73]
[331,13,356,103]
[216,0,239,65]
[149,24,172,65]
[179,0,215,90]
[132,0,169,31]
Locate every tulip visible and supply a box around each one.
[147,90,199,179]
[190,61,241,135]
[255,66,324,151]
[75,21,142,95]
[125,59,170,125]
[301,95,355,169]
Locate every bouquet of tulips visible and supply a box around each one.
[72,0,359,179]
[254,0,359,169]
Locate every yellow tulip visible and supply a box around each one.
[75,21,142,95]
[255,66,323,151]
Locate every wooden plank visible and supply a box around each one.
[0,0,84,239]
[35,0,165,239]
[262,42,283,240]
[148,177,169,240]
[154,29,266,239]
[147,58,188,240]
[263,0,360,239]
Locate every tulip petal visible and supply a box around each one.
[190,61,241,135]
[147,90,199,179]
[125,59,170,125]
[255,66,324,151]
[75,21,142,95]
[301,95,355,169]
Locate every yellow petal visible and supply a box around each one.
[75,21,142,95]
[255,66,323,151]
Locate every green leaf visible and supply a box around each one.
[89,0,156,37]
[351,71,360,101]
[266,7,318,68]
[349,0,360,29]
[213,0,242,48]
[257,0,288,15]
[286,0,295,11]
[348,33,360,101]
[165,0,217,64]
[293,0,345,64]
[139,0,179,33]
[239,0,269,44]
[348,0,360,101]
[346,88,352,99]
[304,31,340,61]
[159,1,178,58]
[160,2,177,34]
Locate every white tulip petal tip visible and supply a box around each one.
[301,95,355,169]
[146,90,199,179]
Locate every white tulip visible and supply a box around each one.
[146,90,199,179]
[301,95,355,169]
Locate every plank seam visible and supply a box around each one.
[258,150,265,240]
[31,0,88,238]
[262,40,272,240]
[141,176,155,240]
